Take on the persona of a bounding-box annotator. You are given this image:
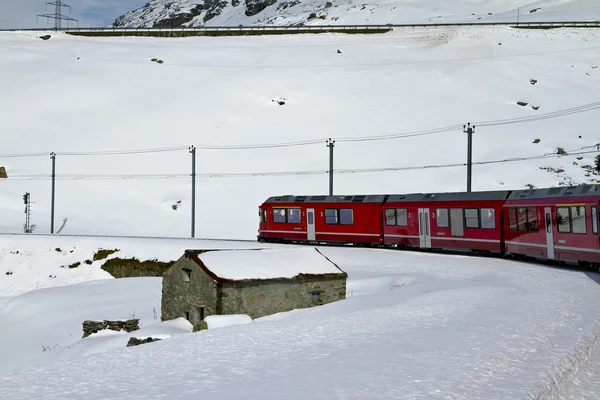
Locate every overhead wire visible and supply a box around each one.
[5,146,597,181]
[1,101,599,158]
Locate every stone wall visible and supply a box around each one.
[161,255,218,326]
[101,257,173,278]
[82,319,139,338]
[220,276,347,319]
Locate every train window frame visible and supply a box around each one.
[287,208,302,224]
[592,206,598,235]
[385,209,396,226]
[273,208,287,224]
[464,208,480,228]
[527,207,538,232]
[324,209,338,224]
[480,208,496,229]
[508,208,518,230]
[340,209,354,225]
[396,208,408,226]
[517,208,529,232]
[436,208,449,228]
[571,205,586,234]
[557,207,571,233]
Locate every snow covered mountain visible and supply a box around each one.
[112,0,600,28]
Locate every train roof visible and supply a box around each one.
[387,190,512,202]
[263,194,387,204]
[507,184,600,200]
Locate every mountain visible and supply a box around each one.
[111,0,600,28]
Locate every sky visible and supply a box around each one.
[0,0,147,29]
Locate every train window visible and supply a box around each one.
[450,209,464,237]
[557,207,571,233]
[273,208,286,224]
[571,206,586,234]
[527,208,538,232]
[287,208,301,224]
[508,208,517,230]
[308,212,314,225]
[464,208,479,228]
[325,209,338,224]
[396,209,408,226]
[481,208,496,229]
[385,209,396,226]
[592,206,598,235]
[263,210,267,223]
[436,208,449,228]
[518,208,529,232]
[340,209,354,225]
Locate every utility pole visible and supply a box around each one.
[50,152,56,234]
[326,138,335,196]
[37,1,79,31]
[23,192,31,233]
[189,145,196,238]
[463,123,475,192]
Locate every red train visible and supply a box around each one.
[257,184,600,270]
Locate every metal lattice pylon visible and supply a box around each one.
[37,1,79,31]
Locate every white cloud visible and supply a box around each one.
[0,0,147,29]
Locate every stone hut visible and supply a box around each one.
[161,247,347,326]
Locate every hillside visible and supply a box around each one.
[1,26,599,239]
[112,0,600,28]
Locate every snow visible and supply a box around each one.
[1,239,600,398]
[113,0,600,28]
[204,314,253,329]
[1,26,599,240]
[0,235,274,297]
[197,247,344,280]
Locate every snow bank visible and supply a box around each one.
[205,314,253,329]
[198,247,343,280]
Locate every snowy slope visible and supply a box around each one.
[112,0,600,28]
[1,26,599,240]
[1,236,600,398]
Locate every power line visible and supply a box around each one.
[5,147,596,181]
[1,102,598,159]
[36,0,79,31]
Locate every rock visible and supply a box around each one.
[325,1,332,8]
[307,12,317,20]
[516,101,528,107]
[127,337,161,347]
[39,35,51,40]
[245,0,277,17]
[193,320,208,332]
[530,79,537,85]
[82,319,139,338]
[337,49,342,54]
[0,166,6,178]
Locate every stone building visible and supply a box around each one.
[161,247,347,326]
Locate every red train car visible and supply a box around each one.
[258,194,386,245]
[503,184,600,266]
[382,190,511,254]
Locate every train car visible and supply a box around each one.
[503,184,600,266]
[382,190,512,254]
[258,194,386,245]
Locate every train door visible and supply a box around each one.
[544,206,555,259]
[306,208,316,241]
[418,208,431,248]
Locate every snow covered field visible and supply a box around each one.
[1,235,600,398]
[1,26,599,240]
